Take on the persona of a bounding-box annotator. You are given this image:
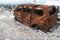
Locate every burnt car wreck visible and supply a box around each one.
[14,4,57,33]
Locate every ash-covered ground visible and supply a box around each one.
[0,6,60,40]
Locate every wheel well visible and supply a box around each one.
[31,24,37,27]
[31,24,40,30]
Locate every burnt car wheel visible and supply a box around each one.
[31,24,40,30]
[14,17,20,25]
[15,17,17,20]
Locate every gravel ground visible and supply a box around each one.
[0,7,60,40]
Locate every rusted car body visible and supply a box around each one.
[14,4,57,33]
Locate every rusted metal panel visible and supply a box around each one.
[14,4,57,33]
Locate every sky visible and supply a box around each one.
[0,0,60,6]
[0,0,46,4]
[44,0,60,6]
